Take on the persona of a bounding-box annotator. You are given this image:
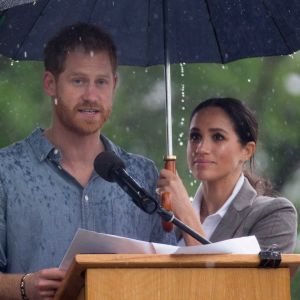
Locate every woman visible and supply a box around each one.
[157,97,297,252]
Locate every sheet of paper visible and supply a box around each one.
[59,229,156,270]
[60,228,261,270]
[172,236,260,254]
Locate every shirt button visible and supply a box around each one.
[84,195,89,202]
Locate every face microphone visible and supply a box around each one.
[94,151,158,214]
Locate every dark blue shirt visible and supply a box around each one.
[0,128,175,273]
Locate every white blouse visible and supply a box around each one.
[178,174,245,245]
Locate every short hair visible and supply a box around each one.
[44,22,117,77]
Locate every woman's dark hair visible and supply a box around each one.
[44,22,117,77]
[190,97,275,196]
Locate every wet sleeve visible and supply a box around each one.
[0,179,7,272]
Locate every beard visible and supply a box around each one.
[54,99,111,136]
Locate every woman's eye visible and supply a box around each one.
[189,132,201,142]
[213,133,224,141]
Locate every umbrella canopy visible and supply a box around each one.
[1,0,300,65]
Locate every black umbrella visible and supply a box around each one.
[1,0,300,230]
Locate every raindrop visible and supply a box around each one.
[144,68,148,73]
[125,126,130,133]
[90,51,94,57]
[284,73,300,95]
[24,51,27,58]
[247,78,251,83]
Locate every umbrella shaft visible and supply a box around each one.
[164,61,173,156]
[163,0,173,157]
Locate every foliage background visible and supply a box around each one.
[1,53,300,297]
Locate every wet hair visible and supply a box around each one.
[44,22,117,77]
[190,97,275,196]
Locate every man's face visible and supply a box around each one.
[44,49,117,136]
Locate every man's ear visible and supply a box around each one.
[113,74,118,91]
[243,141,256,161]
[43,71,56,97]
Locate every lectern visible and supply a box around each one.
[54,254,300,300]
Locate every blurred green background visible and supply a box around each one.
[1,53,300,298]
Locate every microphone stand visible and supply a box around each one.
[156,205,212,245]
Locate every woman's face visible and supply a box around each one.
[187,106,253,183]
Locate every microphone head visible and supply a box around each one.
[94,151,125,182]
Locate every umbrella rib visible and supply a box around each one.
[146,0,151,66]
[262,0,294,53]
[86,0,98,23]
[203,0,224,63]
[15,0,52,59]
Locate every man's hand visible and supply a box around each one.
[25,268,66,300]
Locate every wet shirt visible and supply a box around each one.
[0,128,175,273]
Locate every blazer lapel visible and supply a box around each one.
[209,178,257,242]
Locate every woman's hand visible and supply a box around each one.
[157,169,206,245]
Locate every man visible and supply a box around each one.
[0,23,175,299]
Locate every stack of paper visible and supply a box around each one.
[60,229,261,270]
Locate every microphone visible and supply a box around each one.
[94,151,211,245]
[94,151,158,214]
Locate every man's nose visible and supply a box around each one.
[83,83,99,101]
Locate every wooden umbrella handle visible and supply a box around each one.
[161,156,176,232]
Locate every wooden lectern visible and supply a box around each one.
[54,254,300,300]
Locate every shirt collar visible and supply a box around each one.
[26,127,120,163]
[192,173,245,218]
[26,128,54,162]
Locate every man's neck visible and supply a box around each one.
[44,127,104,162]
[44,127,104,187]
